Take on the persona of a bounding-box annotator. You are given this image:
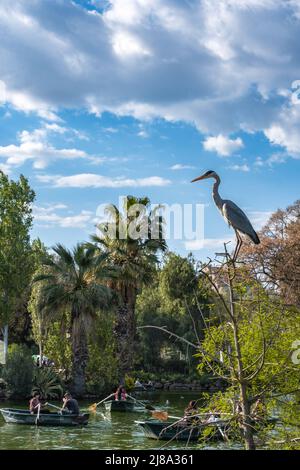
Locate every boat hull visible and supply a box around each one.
[104,400,135,412]
[0,408,89,426]
[136,420,225,441]
[136,418,277,441]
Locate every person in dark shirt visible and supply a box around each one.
[61,392,80,415]
[29,392,41,414]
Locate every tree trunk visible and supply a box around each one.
[39,321,43,367]
[71,325,88,397]
[240,383,256,450]
[3,325,8,364]
[232,318,256,450]
[114,287,136,382]
[227,264,256,451]
[39,341,43,368]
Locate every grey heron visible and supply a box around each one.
[191,170,260,261]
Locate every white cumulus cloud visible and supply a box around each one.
[228,163,250,172]
[0,123,107,169]
[203,134,244,156]
[36,173,171,188]
[170,164,195,170]
[0,0,299,141]
[33,204,94,229]
[185,236,234,251]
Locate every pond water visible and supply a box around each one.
[0,392,232,450]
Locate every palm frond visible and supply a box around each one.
[52,243,75,268]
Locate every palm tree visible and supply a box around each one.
[90,196,166,380]
[34,244,112,396]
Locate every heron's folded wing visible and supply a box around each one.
[222,200,256,237]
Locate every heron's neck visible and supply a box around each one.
[212,176,223,211]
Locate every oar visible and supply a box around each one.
[126,393,155,411]
[151,410,182,421]
[46,403,62,413]
[35,403,41,426]
[88,393,114,412]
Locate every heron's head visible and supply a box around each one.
[191,170,217,183]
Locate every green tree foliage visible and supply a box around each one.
[28,241,52,367]
[196,264,300,449]
[32,367,63,400]
[3,344,34,398]
[136,252,210,374]
[34,244,112,396]
[269,397,300,450]
[43,319,72,382]
[91,196,166,380]
[28,280,49,367]
[86,311,118,394]
[41,312,117,395]
[0,172,35,360]
[160,252,198,299]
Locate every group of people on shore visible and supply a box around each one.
[29,392,80,415]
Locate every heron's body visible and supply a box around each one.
[192,170,260,261]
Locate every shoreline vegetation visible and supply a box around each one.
[0,173,299,450]
[0,378,227,401]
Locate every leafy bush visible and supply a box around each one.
[43,320,72,382]
[125,375,136,391]
[86,312,118,394]
[32,367,63,399]
[0,378,7,398]
[3,344,34,398]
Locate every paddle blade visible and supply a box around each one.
[145,404,155,411]
[88,404,97,412]
[151,410,169,421]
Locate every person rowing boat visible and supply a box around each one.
[29,392,46,414]
[61,392,80,415]
[182,400,200,425]
[114,385,127,401]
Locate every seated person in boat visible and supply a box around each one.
[29,392,42,414]
[251,398,267,422]
[61,392,80,415]
[183,400,199,425]
[114,385,127,401]
[203,409,221,424]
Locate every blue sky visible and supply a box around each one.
[0,0,300,261]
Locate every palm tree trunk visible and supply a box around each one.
[114,287,136,382]
[71,324,88,397]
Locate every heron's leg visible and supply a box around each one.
[232,243,239,262]
[232,232,242,262]
[232,232,239,260]
[234,238,243,262]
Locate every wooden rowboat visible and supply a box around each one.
[136,417,278,442]
[135,419,226,441]
[104,400,135,412]
[0,408,89,426]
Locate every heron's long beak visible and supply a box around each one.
[191,174,207,183]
